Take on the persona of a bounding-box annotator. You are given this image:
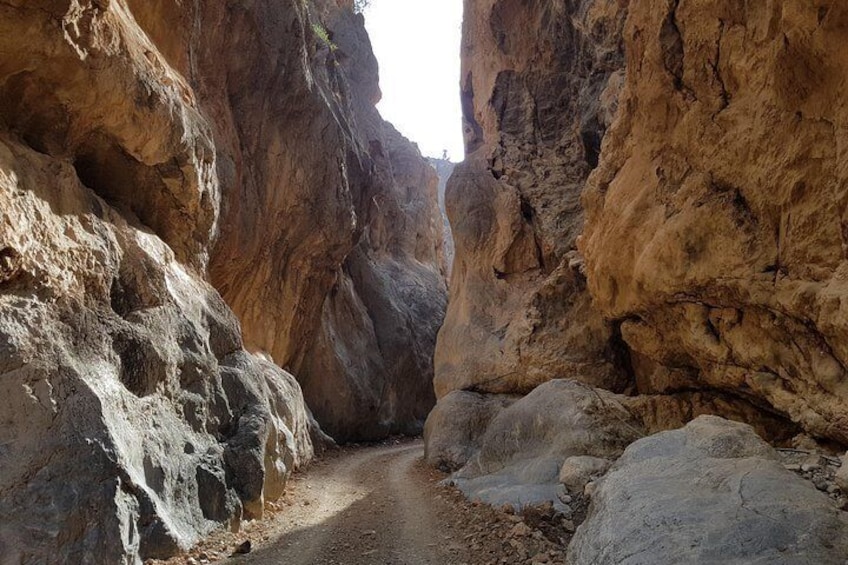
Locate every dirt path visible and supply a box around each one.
[153,439,569,565]
[230,441,459,564]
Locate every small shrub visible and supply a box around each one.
[311,22,337,51]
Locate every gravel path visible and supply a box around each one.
[231,441,457,564]
[151,439,570,565]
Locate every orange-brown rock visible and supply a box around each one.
[132,0,447,441]
[582,0,848,444]
[434,0,631,400]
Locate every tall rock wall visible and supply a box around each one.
[434,0,631,400]
[429,157,457,276]
[0,0,445,561]
[427,0,846,508]
[582,0,848,445]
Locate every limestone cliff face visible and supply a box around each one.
[582,1,848,445]
[434,0,631,399]
[126,2,446,444]
[0,0,444,561]
[298,122,447,442]
[429,157,457,276]
[0,3,314,561]
[426,0,836,504]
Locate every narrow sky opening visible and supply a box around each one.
[363,0,464,161]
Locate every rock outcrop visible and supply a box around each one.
[0,0,445,561]
[298,122,447,442]
[432,0,848,481]
[582,0,848,445]
[286,8,447,442]
[434,0,631,402]
[569,417,848,564]
[428,157,457,276]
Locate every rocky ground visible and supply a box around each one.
[147,439,575,565]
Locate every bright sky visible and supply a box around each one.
[362,0,464,161]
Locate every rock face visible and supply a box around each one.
[428,158,457,276]
[0,128,312,561]
[582,1,848,444]
[298,122,447,442]
[569,416,848,564]
[444,380,644,512]
[433,0,848,485]
[0,0,444,561]
[128,0,447,441]
[434,0,631,402]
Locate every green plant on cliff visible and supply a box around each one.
[311,22,337,51]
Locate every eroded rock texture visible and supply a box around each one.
[569,417,848,564]
[0,114,311,563]
[435,0,631,400]
[428,157,457,276]
[0,0,444,561]
[298,122,447,442]
[582,1,848,444]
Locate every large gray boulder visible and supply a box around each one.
[424,390,517,472]
[448,380,643,511]
[568,416,848,564]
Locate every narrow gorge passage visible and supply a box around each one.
[232,442,450,565]
[189,441,558,565]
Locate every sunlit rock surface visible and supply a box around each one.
[582,0,848,445]
[434,0,631,401]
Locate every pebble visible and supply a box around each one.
[783,463,801,472]
[584,481,597,498]
[828,484,841,494]
[186,558,198,565]
[801,463,822,473]
[813,479,830,492]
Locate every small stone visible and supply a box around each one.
[562,519,576,533]
[232,540,252,555]
[814,479,830,492]
[186,558,199,565]
[801,463,822,473]
[584,481,597,497]
[828,484,841,494]
[509,523,532,538]
[783,463,801,472]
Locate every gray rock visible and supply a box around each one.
[558,456,612,493]
[0,136,314,563]
[424,390,517,472]
[835,453,848,493]
[568,416,848,564]
[447,380,643,512]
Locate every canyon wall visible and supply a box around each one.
[582,0,848,445]
[428,0,848,512]
[428,2,848,557]
[433,0,631,402]
[0,0,444,561]
[429,157,457,276]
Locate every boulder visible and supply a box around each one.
[448,380,643,511]
[424,390,517,472]
[558,456,612,493]
[569,416,848,564]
